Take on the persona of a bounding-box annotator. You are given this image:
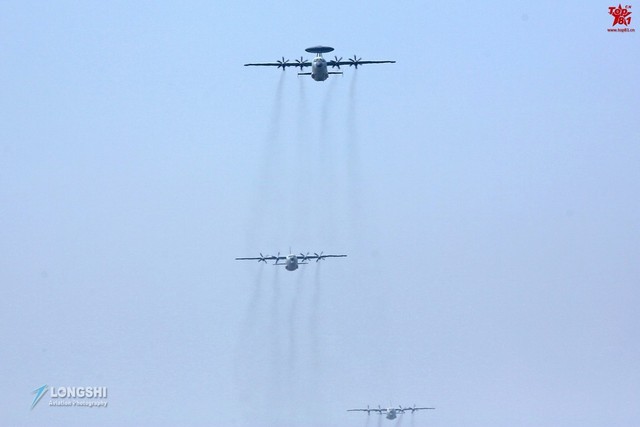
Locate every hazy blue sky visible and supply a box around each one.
[1,1,638,426]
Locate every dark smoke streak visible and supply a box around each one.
[295,77,310,240]
[269,267,282,397]
[347,72,362,240]
[268,71,287,141]
[246,72,287,248]
[318,77,339,241]
[309,263,322,370]
[288,267,306,371]
[347,71,359,178]
[233,267,265,418]
[239,266,264,339]
[320,76,338,145]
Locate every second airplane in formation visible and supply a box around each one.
[348,405,435,420]
[235,251,347,271]
[244,45,395,82]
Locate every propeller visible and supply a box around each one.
[294,56,309,70]
[366,405,371,415]
[276,56,289,69]
[348,55,362,69]
[398,405,404,414]
[331,55,343,69]
[299,252,310,262]
[274,252,280,264]
[410,404,417,413]
[258,252,268,263]
[314,251,325,262]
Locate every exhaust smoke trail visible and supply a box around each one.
[347,71,359,178]
[268,70,287,141]
[347,71,362,239]
[297,76,308,143]
[285,267,306,424]
[317,77,339,241]
[246,72,287,247]
[288,267,306,372]
[239,266,264,339]
[294,77,310,240]
[233,267,266,423]
[320,75,339,153]
[319,75,339,161]
[269,267,282,399]
[309,263,322,370]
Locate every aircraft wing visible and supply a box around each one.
[244,57,311,69]
[402,407,435,411]
[235,254,284,263]
[327,58,396,69]
[347,408,385,413]
[298,253,347,262]
[243,62,301,68]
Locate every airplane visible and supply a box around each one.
[244,46,395,82]
[235,251,347,271]
[347,405,435,420]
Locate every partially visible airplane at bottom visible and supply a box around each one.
[347,405,435,420]
[235,251,346,271]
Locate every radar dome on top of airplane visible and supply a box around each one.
[305,46,334,54]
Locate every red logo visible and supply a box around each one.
[609,4,632,26]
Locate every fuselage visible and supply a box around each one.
[285,254,299,271]
[386,409,397,420]
[311,55,328,81]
